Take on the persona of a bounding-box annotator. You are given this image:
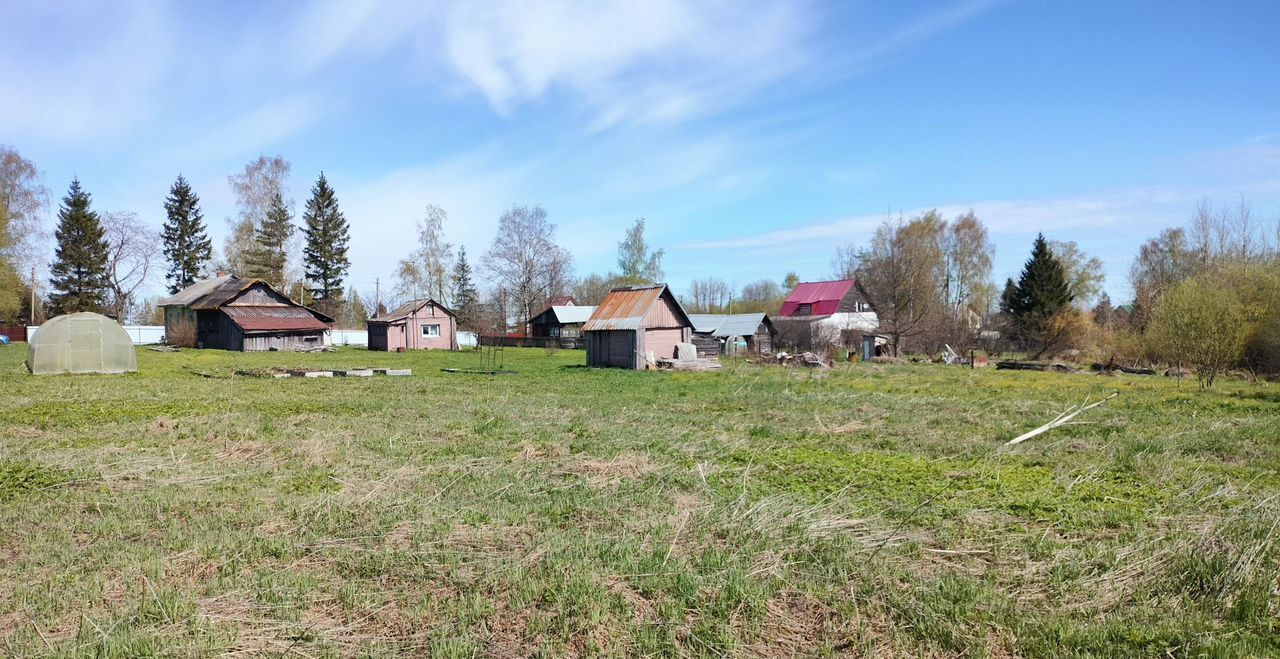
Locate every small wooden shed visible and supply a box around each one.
[367,299,458,351]
[583,284,693,369]
[688,312,776,356]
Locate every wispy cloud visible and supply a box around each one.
[684,186,1196,251]
[438,0,812,126]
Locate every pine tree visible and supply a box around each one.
[998,278,1017,315]
[161,175,212,293]
[301,173,350,310]
[48,179,110,315]
[1010,234,1072,320]
[244,192,293,290]
[1008,234,1073,351]
[450,246,479,330]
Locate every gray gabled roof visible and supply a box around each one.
[689,312,769,337]
[158,275,240,307]
[549,305,596,324]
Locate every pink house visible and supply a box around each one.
[367,299,458,351]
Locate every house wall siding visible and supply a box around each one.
[645,328,684,360]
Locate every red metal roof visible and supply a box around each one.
[222,306,330,332]
[779,279,856,317]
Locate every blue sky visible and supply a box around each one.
[3,0,1278,303]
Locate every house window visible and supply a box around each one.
[422,324,441,337]
[797,303,812,315]
[549,326,561,338]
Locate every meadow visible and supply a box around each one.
[1,345,1277,657]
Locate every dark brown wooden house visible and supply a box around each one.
[158,275,333,351]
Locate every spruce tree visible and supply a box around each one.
[161,175,213,293]
[244,192,293,290]
[1009,234,1073,346]
[998,278,1017,315]
[48,179,110,315]
[301,173,350,309]
[450,245,479,330]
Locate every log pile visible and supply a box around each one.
[995,360,1080,373]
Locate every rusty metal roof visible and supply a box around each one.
[223,306,330,332]
[582,284,692,332]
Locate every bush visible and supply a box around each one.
[166,318,196,348]
[1148,277,1249,388]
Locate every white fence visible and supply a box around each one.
[27,325,370,346]
[27,324,166,345]
[330,330,368,346]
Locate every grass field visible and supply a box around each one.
[1,345,1278,657]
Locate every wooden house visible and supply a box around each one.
[158,275,333,351]
[688,312,776,356]
[583,284,693,369]
[527,304,596,343]
[367,299,458,351]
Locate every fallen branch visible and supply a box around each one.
[1004,391,1119,446]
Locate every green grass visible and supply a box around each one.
[1,344,1278,657]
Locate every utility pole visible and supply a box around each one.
[30,266,36,325]
[375,278,380,311]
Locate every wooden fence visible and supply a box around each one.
[0,326,27,342]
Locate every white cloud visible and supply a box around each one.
[438,0,811,126]
[683,186,1197,251]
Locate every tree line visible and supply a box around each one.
[4,142,1278,385]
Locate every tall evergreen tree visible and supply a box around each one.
[450,246,479,330]
[244,192,293,290]
[47,179,110,314]
[161,175,212,293]
[1007,234,1073,351]
[1010,234,1072,320]
[998,278,1017,315]
[301,173,350,308]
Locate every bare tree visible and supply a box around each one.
[0,146,48,272]
[102,210,160,322]
[616,218,664,285]
[0,147,50,322]
[1047,239,1105,308]
[572,272,624,305]
[737,279,785,313]
[684,277,732,313]
[483,205,573,326]
[942,211,994,315]
[225,155,291,277]
[830,242,859,280]
[395,204,454,303]
[855,212,946,356]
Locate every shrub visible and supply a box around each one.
[166,317,196,348]
[1147,277,1249,388]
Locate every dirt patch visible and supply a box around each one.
[740,591,835,657]
[563,452,657,485]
